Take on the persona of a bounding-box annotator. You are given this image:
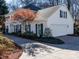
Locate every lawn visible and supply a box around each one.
[0,34,22,59]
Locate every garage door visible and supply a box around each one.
[51,24,68,37]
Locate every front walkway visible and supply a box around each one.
[5,35,79,59]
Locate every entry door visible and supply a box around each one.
[36,24,43,37]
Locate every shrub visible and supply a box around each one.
[16,32,21,36]
[21,31,37,39]
[0,36,16,55]
[9,31,64,44]
[75,26,79,35]
[35,37,64,44]
[10,32,16,35]
[44,28,52,37]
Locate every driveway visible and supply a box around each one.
[53,36,79,51]
[58,36,79,45]
[5,35,79,59]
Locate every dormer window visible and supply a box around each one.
[60,10,67,18]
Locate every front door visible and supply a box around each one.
[36,24,43,37]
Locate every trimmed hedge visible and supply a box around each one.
[9,32,64,44]
[30,37,64,44]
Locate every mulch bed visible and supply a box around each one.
[67,34,79,37]
[0,34,23,59]
[0,43,23,59]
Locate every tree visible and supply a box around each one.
[8,0,22,11]
[9,4,19,11]
[0,0,8,15]
[56,0,59,5]
[0,0,8,32]
[20,0,32,6]
[67,0,71,10]
[0,15,5,32]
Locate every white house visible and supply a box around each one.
[5,5,74,37]
[5,12,22,33]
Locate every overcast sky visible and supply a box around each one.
[5,0,12,3]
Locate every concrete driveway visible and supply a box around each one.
[5,35,79,59]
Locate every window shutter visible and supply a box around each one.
[41,24,43,36]
[60,10,62,17]
[29,24,31,32]
[36,24,37,35]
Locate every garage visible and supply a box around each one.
[51,24,68,37]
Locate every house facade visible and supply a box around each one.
[5,12,21,33]
[5,5,74,37]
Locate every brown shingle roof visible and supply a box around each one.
[12,9,36,21]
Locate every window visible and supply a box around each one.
[36,24,43,37]
[14,25,16,32]
[25,24,31,32]
[60,10,67,18]
[17,25,21,32]
[60,10,63,18]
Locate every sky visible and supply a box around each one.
[5,0,12,3]
[5,0,18,5]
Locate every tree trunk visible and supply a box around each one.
[67,0,71,10]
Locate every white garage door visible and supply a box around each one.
[51,24,68,37]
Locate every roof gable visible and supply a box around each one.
[34,5,61,20]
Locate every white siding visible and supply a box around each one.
[31,20,47,34]
[5,5,74,37]
[47,6,74,37]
